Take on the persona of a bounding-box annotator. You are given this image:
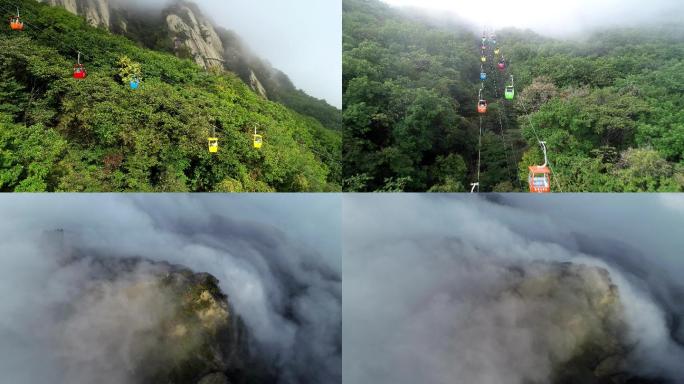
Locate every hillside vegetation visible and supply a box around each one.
[0,0,340,192]
[111,1,342,131]
[343,0,684,192]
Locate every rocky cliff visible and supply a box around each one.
[500,261,663,384]
[39,0,227,70]
[40,230,277,384]
[40,0,111,28]
[163,1,225,70]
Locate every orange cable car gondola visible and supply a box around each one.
[528,141,551,193]
[73,51,87,79]
[477,89,487,114]
[9,7,23,31]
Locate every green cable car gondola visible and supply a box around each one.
[504,75,515,100]
[504,86,514,100]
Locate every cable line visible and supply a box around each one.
[517,97,564,192]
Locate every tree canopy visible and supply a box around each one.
[343,0,684,192]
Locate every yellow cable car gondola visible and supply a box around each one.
[208,137,218,153]
[253,127,263,149]
[208,127,218,153]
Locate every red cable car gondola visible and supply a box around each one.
[73,52,87,79]
[528,141,551,193]
[498,59,506,71]
[73,64,87,79]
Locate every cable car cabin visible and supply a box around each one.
[505,86,515,100]
[481,56,487,63]
[477,100,487,114]
[9,17,23,30]
[130,79,140,90]
[528,165,551,193]
[481,44,487,50]
[73,64,87,79]
[498,61,506,71]
[494,48,500,55]
[208,137,219,153]
[480,72,487,81]
[253,134,263,149]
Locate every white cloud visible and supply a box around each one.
[343,194,684,383]
[381,0,682,37]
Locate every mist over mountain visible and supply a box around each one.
[343,194,684,384]
[0,195,342,384]
[382,0,684,38]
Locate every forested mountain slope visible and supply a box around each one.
[41,0,342,131]
[343,0,684,192]
[0,0,340,192]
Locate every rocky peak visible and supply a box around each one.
[36,229,262,383]
[63,257,249,383]
[37,0,270,96]
[39,0,111,29]
[164,2,225,70]
[38,0,226,69]
[502,262,648,383]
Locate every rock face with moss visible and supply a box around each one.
[55,251,260,384]
[40,0,111,28]
[501,262,662,384]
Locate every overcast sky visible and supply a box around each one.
[382,0,684,37]
[344,194,684,384]
[195,0,342,108]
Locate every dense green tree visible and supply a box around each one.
[343,0,684,192]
